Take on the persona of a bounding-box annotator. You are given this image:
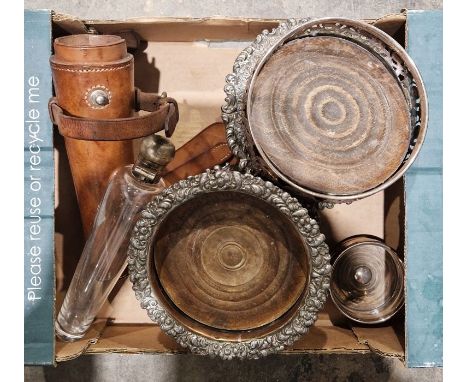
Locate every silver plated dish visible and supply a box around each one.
[222,18,427,208]
[127,167,331,359]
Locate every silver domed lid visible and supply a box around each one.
[132,134,175,183]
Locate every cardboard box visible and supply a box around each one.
[24,9,442,367]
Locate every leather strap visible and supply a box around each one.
[48,89,179,140]
[164,122,237,185]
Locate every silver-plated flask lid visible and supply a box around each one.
[132,134,175,183]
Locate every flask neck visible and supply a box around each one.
[131,159,165,184]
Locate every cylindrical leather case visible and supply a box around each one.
[50,35,134,236]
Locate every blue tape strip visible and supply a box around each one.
[406,9,443,368]
[24,9,55,366]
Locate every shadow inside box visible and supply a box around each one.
[91,323,184,353]
[133,40,160,94]
[85,304,358,359]
[54,130,85,291]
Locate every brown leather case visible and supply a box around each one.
[50,34,177,237]
[163,122,236,185]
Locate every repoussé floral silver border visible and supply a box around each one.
[127,167,331,359]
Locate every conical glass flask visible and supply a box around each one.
[55,135,175,341]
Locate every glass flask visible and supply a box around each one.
[55,135,175,341]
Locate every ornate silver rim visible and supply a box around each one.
[221,17,428,205]
[127,167,331,359]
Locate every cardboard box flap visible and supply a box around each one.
[290,326,369,353]
[351,325,405,359]
[52,13,406,43]
[80,306,404,358]
[53,14,281,42]
[55,320,107,362]
[81,320,404,358]
[84,323,371,356]
[52,12,89,34]
[89,19,279,42]
[384,178,406,254]
[87,325,183,355]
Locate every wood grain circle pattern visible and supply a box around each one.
[128,168,331,359]
[248,36,411,195]
[153,191,309,331]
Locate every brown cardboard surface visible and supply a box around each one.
[53,14,406,44]
[133,41,243,149]
[320,192,384,247]
[52,12,89,34]
[384,178,406,255]
[83,323,372,356]
[98,279,153,324]
[86,18,281,42]
[86,305,397,356]
[55,319,108,362]
[352,325,405,359]
[52,13,281,42]
[290,326,369,353]
[64,305,404,358]
[87,325,184,354]
[52,13,408,362]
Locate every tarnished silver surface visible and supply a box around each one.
[222,18,427,207]
[127,167,331,359]
[131,135,175,183]
[222,19,312,172]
